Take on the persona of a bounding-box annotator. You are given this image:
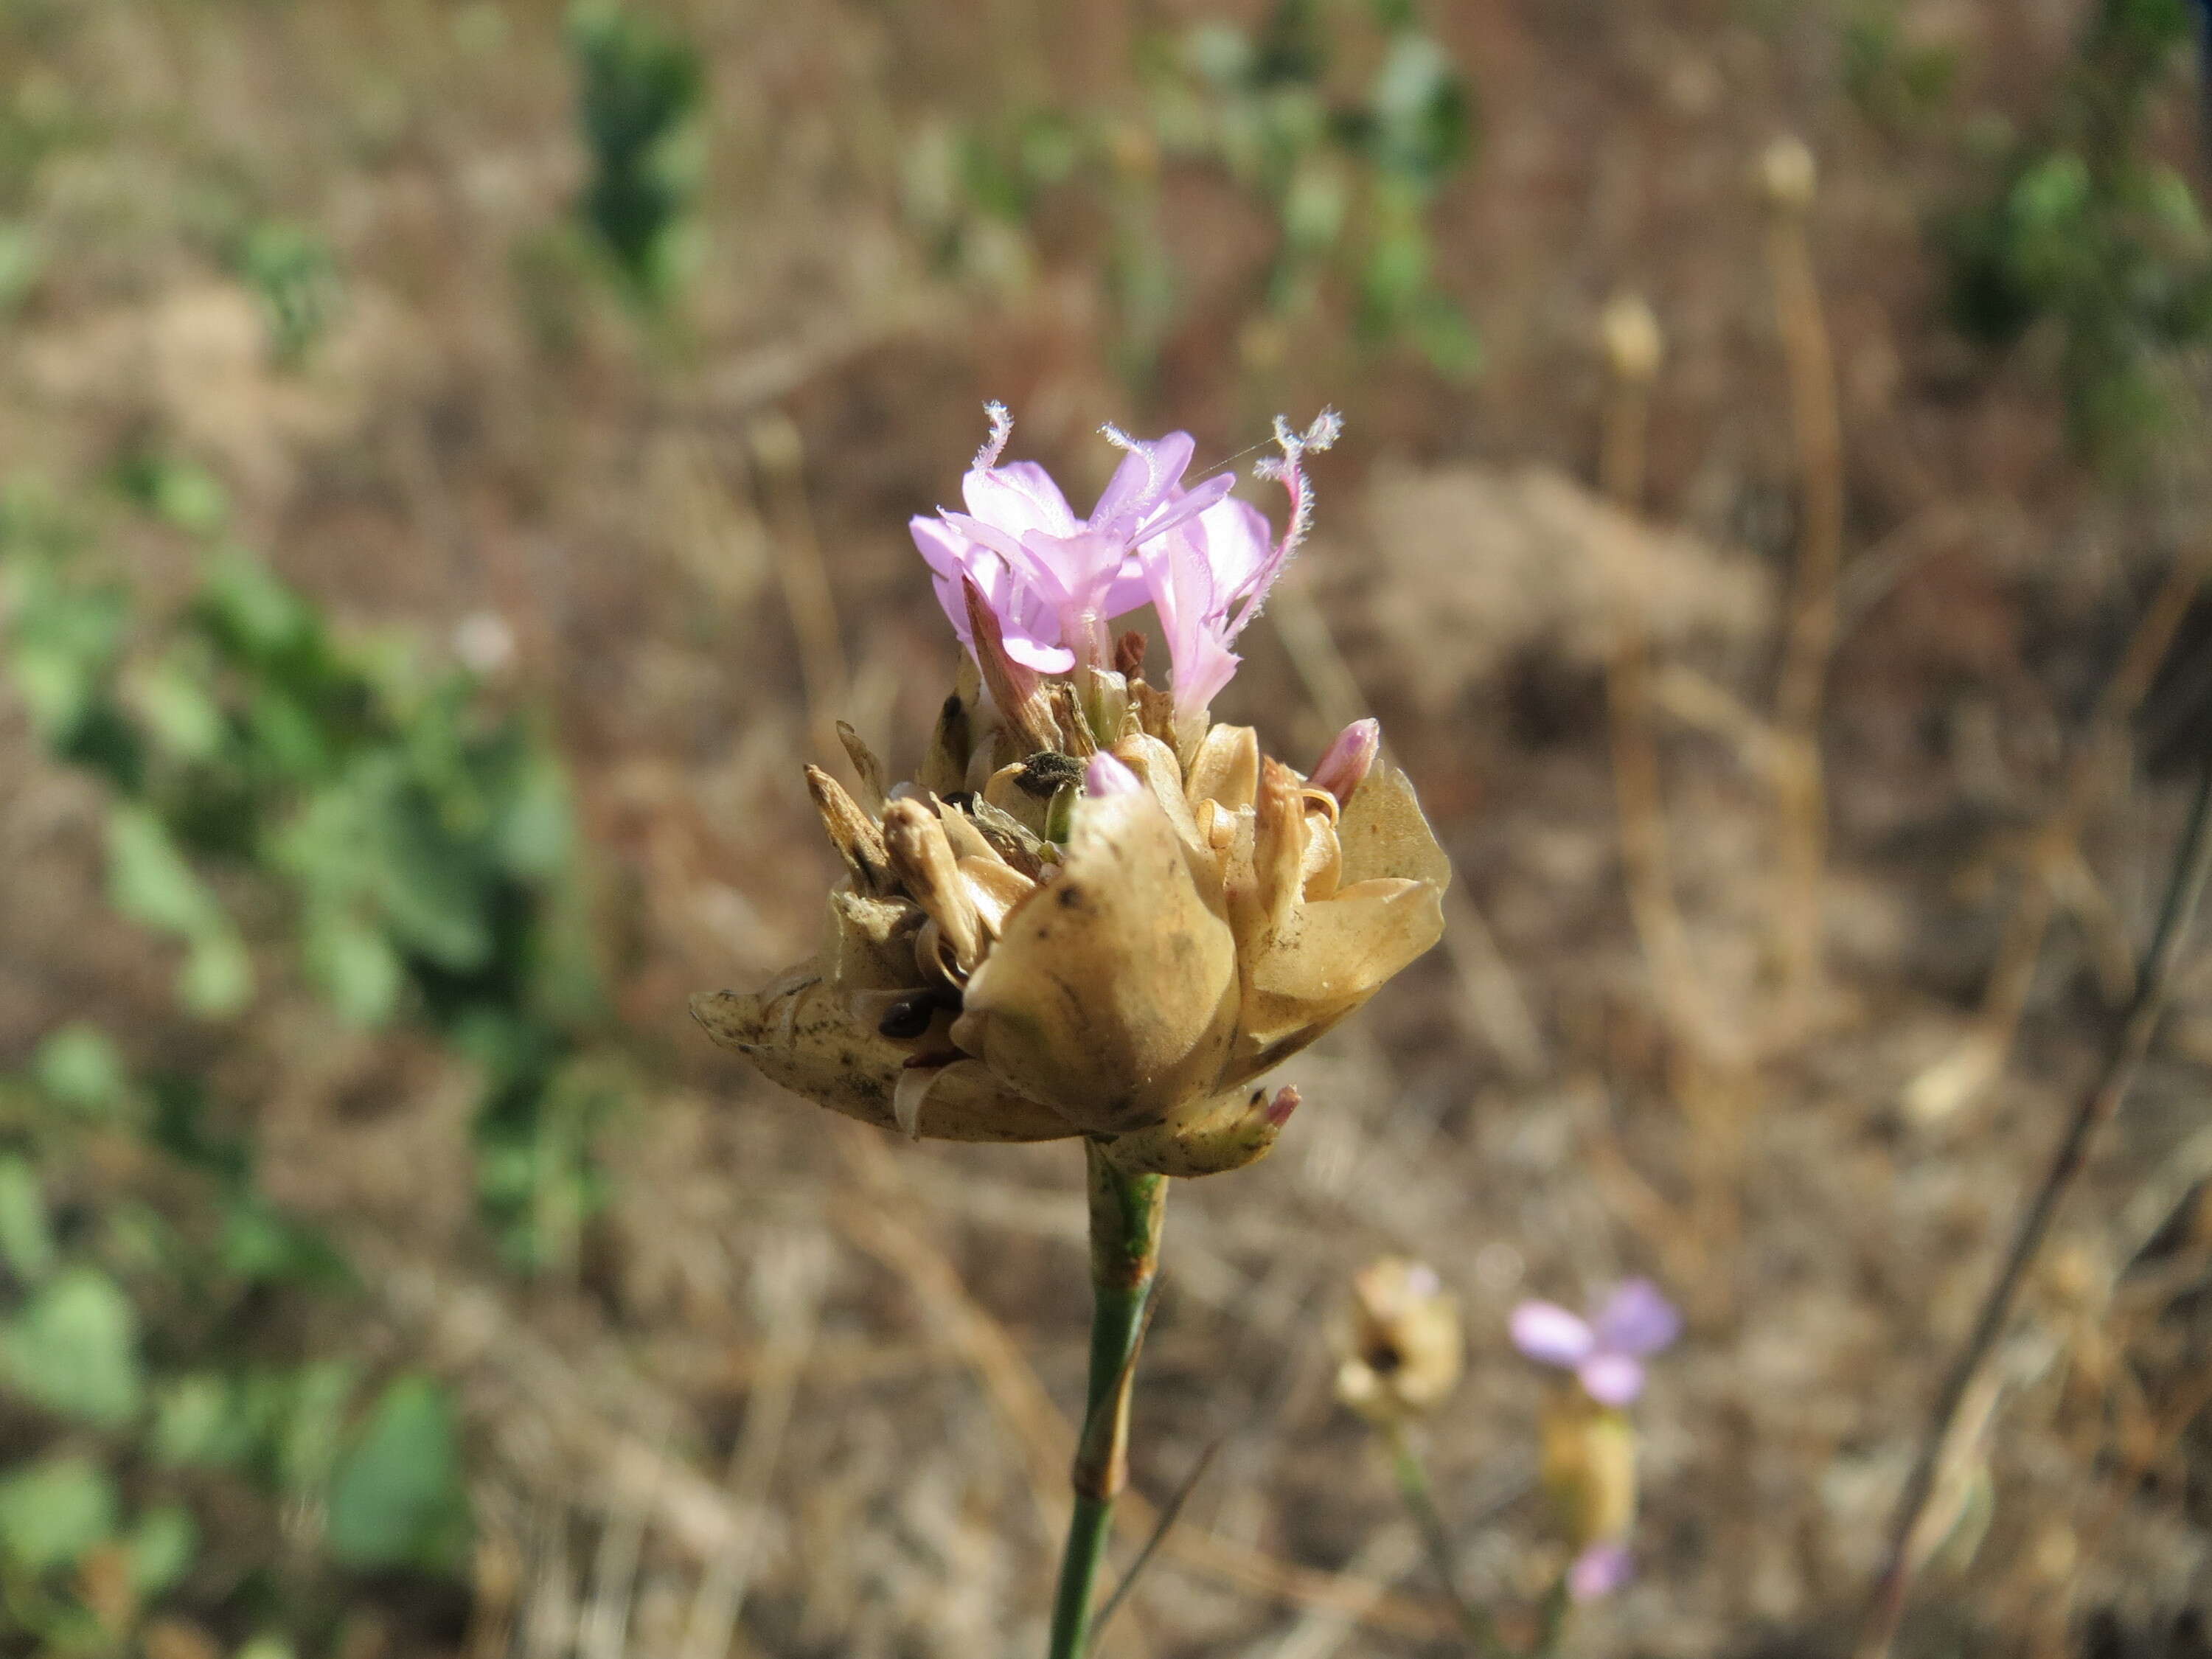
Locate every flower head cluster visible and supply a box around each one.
[909,405,1340,719]
[693,405,1446,1179]
[1513,1279,1680,1603]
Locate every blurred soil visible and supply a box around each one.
[3,1,2211,1655]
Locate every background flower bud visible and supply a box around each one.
[1333,1257,1463,1422]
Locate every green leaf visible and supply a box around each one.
[32,1023,128,1113]
[153,1374,252,1467]
[0,1456,116,1573]
[325,1374,470,1572]
[3,1267,143,1427]
[0,1156,54,1283]
[279,1359,358,1496]
[105,806,254,1017]
[128,1503,198,1595]
[301,902,405,1026]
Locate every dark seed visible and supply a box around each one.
[877,996,937,1040]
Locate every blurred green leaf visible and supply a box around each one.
[301,902,405,1026]
[116,454,229,535]
[0,1456,116,1573]
[154,1374,253,1467]
[3,1266,143,1427]
[33,1022,128,1115]
[0,1155,54,1283]
[1366,31,1471,189]
[326,1374,470,1572]
[279,1359,358,1496]
[128,1503,198,1596]
[105,805,254,1018]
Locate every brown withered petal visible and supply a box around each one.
[950,788,1239,1135]
[689,976,1075,1143]
[835,722,889,816]
[882,800,984,973]
[1186,723,1259,813]
[962,578,1060,757]
[805,765,891,893]
[958,855,1034,934]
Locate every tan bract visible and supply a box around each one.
[692,678,1448,1178]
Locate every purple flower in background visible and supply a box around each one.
[1141,409,1340,719]
[1568,1541,1635,1602]
[1511,1279,1680,1406]
[910,406,1232,675]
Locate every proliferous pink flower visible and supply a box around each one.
[910,403,1339,718]
[1510,1279,1680,1406]
[909,405,1233,676]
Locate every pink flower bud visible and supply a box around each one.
[1083,753,1142,797]
[1310,718,1380,805]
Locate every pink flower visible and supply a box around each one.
[1141,410,1340,719]
[1510,1279,1680,1407]
[911,406,1232,675]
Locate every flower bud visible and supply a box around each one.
[1308,718,1379,807]
[1539,1389,1638,1561]
[1333,1257,1463,1422]
[1759,135,1817,213]
[1599,293,1664,386]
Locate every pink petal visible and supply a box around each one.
[1594,1279,1681,1358]
[1509,1301,1595,1368]
[963,461,1079,541]
[1577,1352,1645,1406]
[1091,430,1196,533]
[1568,1543,1635,1602]
[1184,496,1275,611]
[1084,753,1141,796]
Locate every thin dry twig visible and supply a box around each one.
[1762,150,1847,1031]
[1089,1436,1225,1641]
[1857,754,2212,1659]
[1906,554,2205,1121]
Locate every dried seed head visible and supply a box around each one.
[1334,1258,1463,1422]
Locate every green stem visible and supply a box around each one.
[1531,1568,1573,1659]
[1385,1422,1510,1659]
[1047,1141,1166,1659]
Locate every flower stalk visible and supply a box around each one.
[1049,1140,1167,1659]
